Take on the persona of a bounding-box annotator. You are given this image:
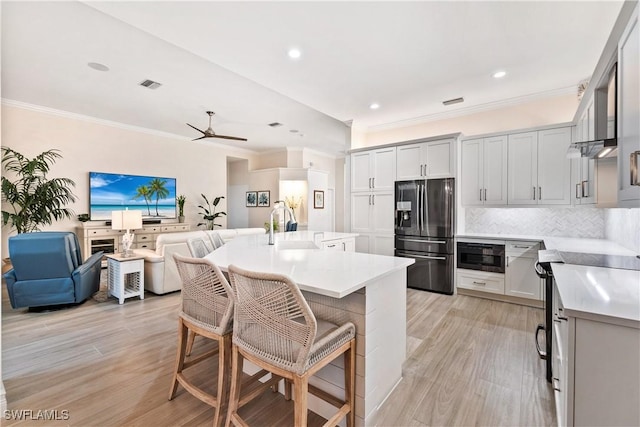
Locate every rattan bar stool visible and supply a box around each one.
[187,237,213,258]
[226,265,356,427]
[169,254,234,427]
[184,237,216,356]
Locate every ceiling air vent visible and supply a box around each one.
[268,122,283,128]
[139,79,162,90]
[442,97,464,106]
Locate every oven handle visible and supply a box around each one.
[535,324,547,360]
[397,238,447,244]
[534,261,549,279]
[396,251,446,261]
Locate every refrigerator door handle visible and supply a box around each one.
[422,183,427,232]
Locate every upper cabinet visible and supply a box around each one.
[508,127,572,205]
[351,147,396,192]
[618,6,640,207]
[396,138,454,180]
[461,136,508,206]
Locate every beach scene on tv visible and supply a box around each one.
[90,172,177,221]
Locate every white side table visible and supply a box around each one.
[106,253,145,304]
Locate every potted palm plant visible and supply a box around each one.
[197,194,226,230]
[1,147,76,234]
[177,195,186,223]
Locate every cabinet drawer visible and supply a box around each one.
[457,270,505,294]
[161,225,190,232]
[143,226,162,233]
[87,228,120,237]
[133,242,155,250]
[135,233,154,243]
[322,241,345,251]
[506,240,540,257]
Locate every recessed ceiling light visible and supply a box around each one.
[88,62,109,72]
[289,129,299,133]
[369,103,380,110]
[288,48,302,59]
[493,70,507,79]
[442,97,464,106]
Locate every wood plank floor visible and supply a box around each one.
[2,281,555,426]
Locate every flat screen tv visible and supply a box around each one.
[89,172,177,221]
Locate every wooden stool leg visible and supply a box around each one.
[213,334,232,427]
[284,379,292,401]
[293,375,309,427]
[169,318,188,400]
[225,345,243,427]
[185,330,197,356]
[345,339,356,427]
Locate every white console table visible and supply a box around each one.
[106,254,145,304]
[76,222,191,261]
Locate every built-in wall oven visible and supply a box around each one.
[456,242,505,273]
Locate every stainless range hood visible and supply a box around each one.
[567,138,617,159]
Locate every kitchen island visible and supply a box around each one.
[205,231,414,426]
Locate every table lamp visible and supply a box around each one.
[112,209,143,257]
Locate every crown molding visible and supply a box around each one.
[365,86,576,133]
[1,98,259,156]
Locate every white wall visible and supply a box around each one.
[354,92,579,148]
[1,104,257,253]
[227,159,249,229]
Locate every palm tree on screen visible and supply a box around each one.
[149,178,169,217]
[133,185,152,216]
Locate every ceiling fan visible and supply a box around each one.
[186,111,247,141]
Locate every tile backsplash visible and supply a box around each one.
[464,207,605,238]
[605,208,640,253]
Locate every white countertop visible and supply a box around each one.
[458,233,640,327]
[205,231,414,299]
[542,237,640,328]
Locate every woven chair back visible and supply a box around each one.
[186,237,212,258]
[228,264,318,374]
[209,232,225,250]
[173,254,234,335]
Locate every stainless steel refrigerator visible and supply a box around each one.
[394,178,455,294]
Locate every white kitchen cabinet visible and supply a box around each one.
[396,138,454,180]
[617,6,640,207]
[355,233,394,256]
[572,98,597,205]
[351,147,396,192]
[321,237,355,252]
[505,241,541,300]
[553,282,640,427]
[461,135,508,206]
[350,191,393,255]
[508,128,572,205]
[456,269,505,295]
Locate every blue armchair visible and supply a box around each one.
[4,232,103,309]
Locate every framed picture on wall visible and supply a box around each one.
[258,191,270,207]
[246,191,257,207]
[314,190,324,209]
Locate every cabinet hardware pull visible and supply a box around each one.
[576,183,581,199]
[368,195,371,205]
[369,177,372,189]
[420,164,424,176]
[398,238,446,244]
[539,186,542,200]
[533,186,536,200]
[342,242,346,250]
[327,244,336,248]
[484,188,487,201]
[372,177,375,188]
[552,378,561,392]
[557,315,568,321]
[631,151,640,186]
[472,281,486,286]
[424,164,428,176]
[506,256,509,267]
[581,180,588,197]
[513,245,531,249]
[480,189,483,201]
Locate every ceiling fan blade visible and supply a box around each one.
[186,123,206,134]
[192,136,207,141]
[212,134,248,141]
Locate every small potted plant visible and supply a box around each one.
[177,195,186,223]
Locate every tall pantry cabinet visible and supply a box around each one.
[350,147,396,255]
